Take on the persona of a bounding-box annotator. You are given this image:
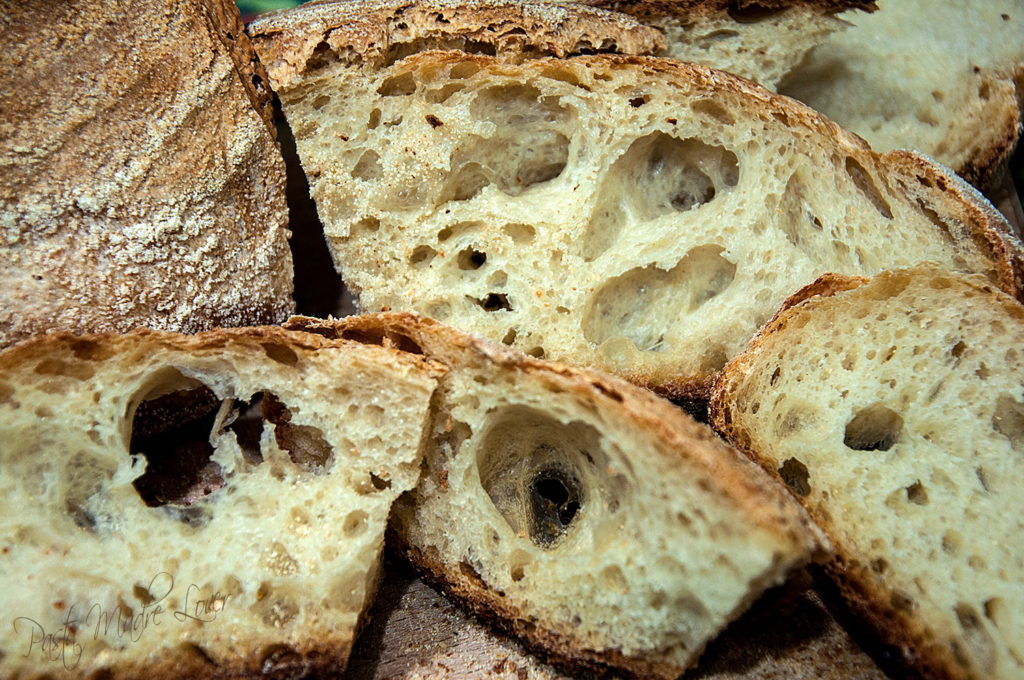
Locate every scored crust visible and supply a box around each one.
[0,0,293,348]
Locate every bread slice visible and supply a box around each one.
[0,326,442,679]
[0,0,294,348]
[249,1,1023,401]
[286,312,826,680]
[779,0,1024,187]
[709,265,1024,680]
[573,0,875,89]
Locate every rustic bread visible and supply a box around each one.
[286,312,826,680]
[779,0,1024,187]
[709,265,1024,680]
[0,327,442,679]
[0,0,294,348]
[249,1,1024,401]
[573,0,875,88]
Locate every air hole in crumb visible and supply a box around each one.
[377,71,416,96]
[129,371,224,508]
[502,223,536,243]
[352,150,383,181]
[778,458,811,496]
[263,393,334,473]
[845,157,893,219]
[262,343,298,366]
[905,481,928,505]
[410,245,437,266]
[34,358,94,381]
[425,114,443,128]
[368,108,382,129]
[992,394,1024,449]
[525,346,545,358]
[629,95,648,107]
[501,328,518,345]
[343,510,368,537]
[352,216,381,235]
[844,404,903,451]
[890,590,915,612]
[473,293,512,312]
[457,247,487,270]
[951,341,967,359]
[690,98,735,125]
[312,95,330,110]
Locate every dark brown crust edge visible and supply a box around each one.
[705,269,1016,680]
[199,0,279,138]
[577,0,876,22]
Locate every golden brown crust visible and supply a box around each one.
[0,0,293,349]
[247,0,664,89]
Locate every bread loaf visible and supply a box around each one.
[0,0,294,348]
[286,312,826,680]
[249,0,1024,401]
[573,0,875,88]
[0,327,442,679]
[710,265,1024,680]
[779,0,1024,187]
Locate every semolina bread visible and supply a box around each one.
[572,0,876,88]
[286,312,827,680]
[0,327,443,679]
[250,1,1024,401]
[0,0,294,348]
[779,0,1024,188]
[709,265,1024,680]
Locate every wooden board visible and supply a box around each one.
[346,558,891,680]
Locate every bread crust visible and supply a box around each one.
[247,0,664,88]
[0,0,293,348]
[575,0,875,22]
[709,267,1024,680]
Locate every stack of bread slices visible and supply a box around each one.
[1,0,1022,679]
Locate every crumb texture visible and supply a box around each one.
[780,0,1024,184]
[249,29,1022,394]
[0,329,438,679]
[711,266,1024,680]
[313,313,821,680]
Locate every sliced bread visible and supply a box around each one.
[573,0,875,89]
[709,265,1024,680]
[0,0,294,348]
[0,327,442,679]
[286,312,826,680]
[779,0,1024,188]
[249,1,1023,401]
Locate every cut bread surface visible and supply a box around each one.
[0,327,441,679]
[573,0,875,89]
[780,0,1024,187]
[710,266,1024,680]
[286,313,825,680]
[249,3,1023,399]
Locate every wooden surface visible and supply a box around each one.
[345,558,891,680]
